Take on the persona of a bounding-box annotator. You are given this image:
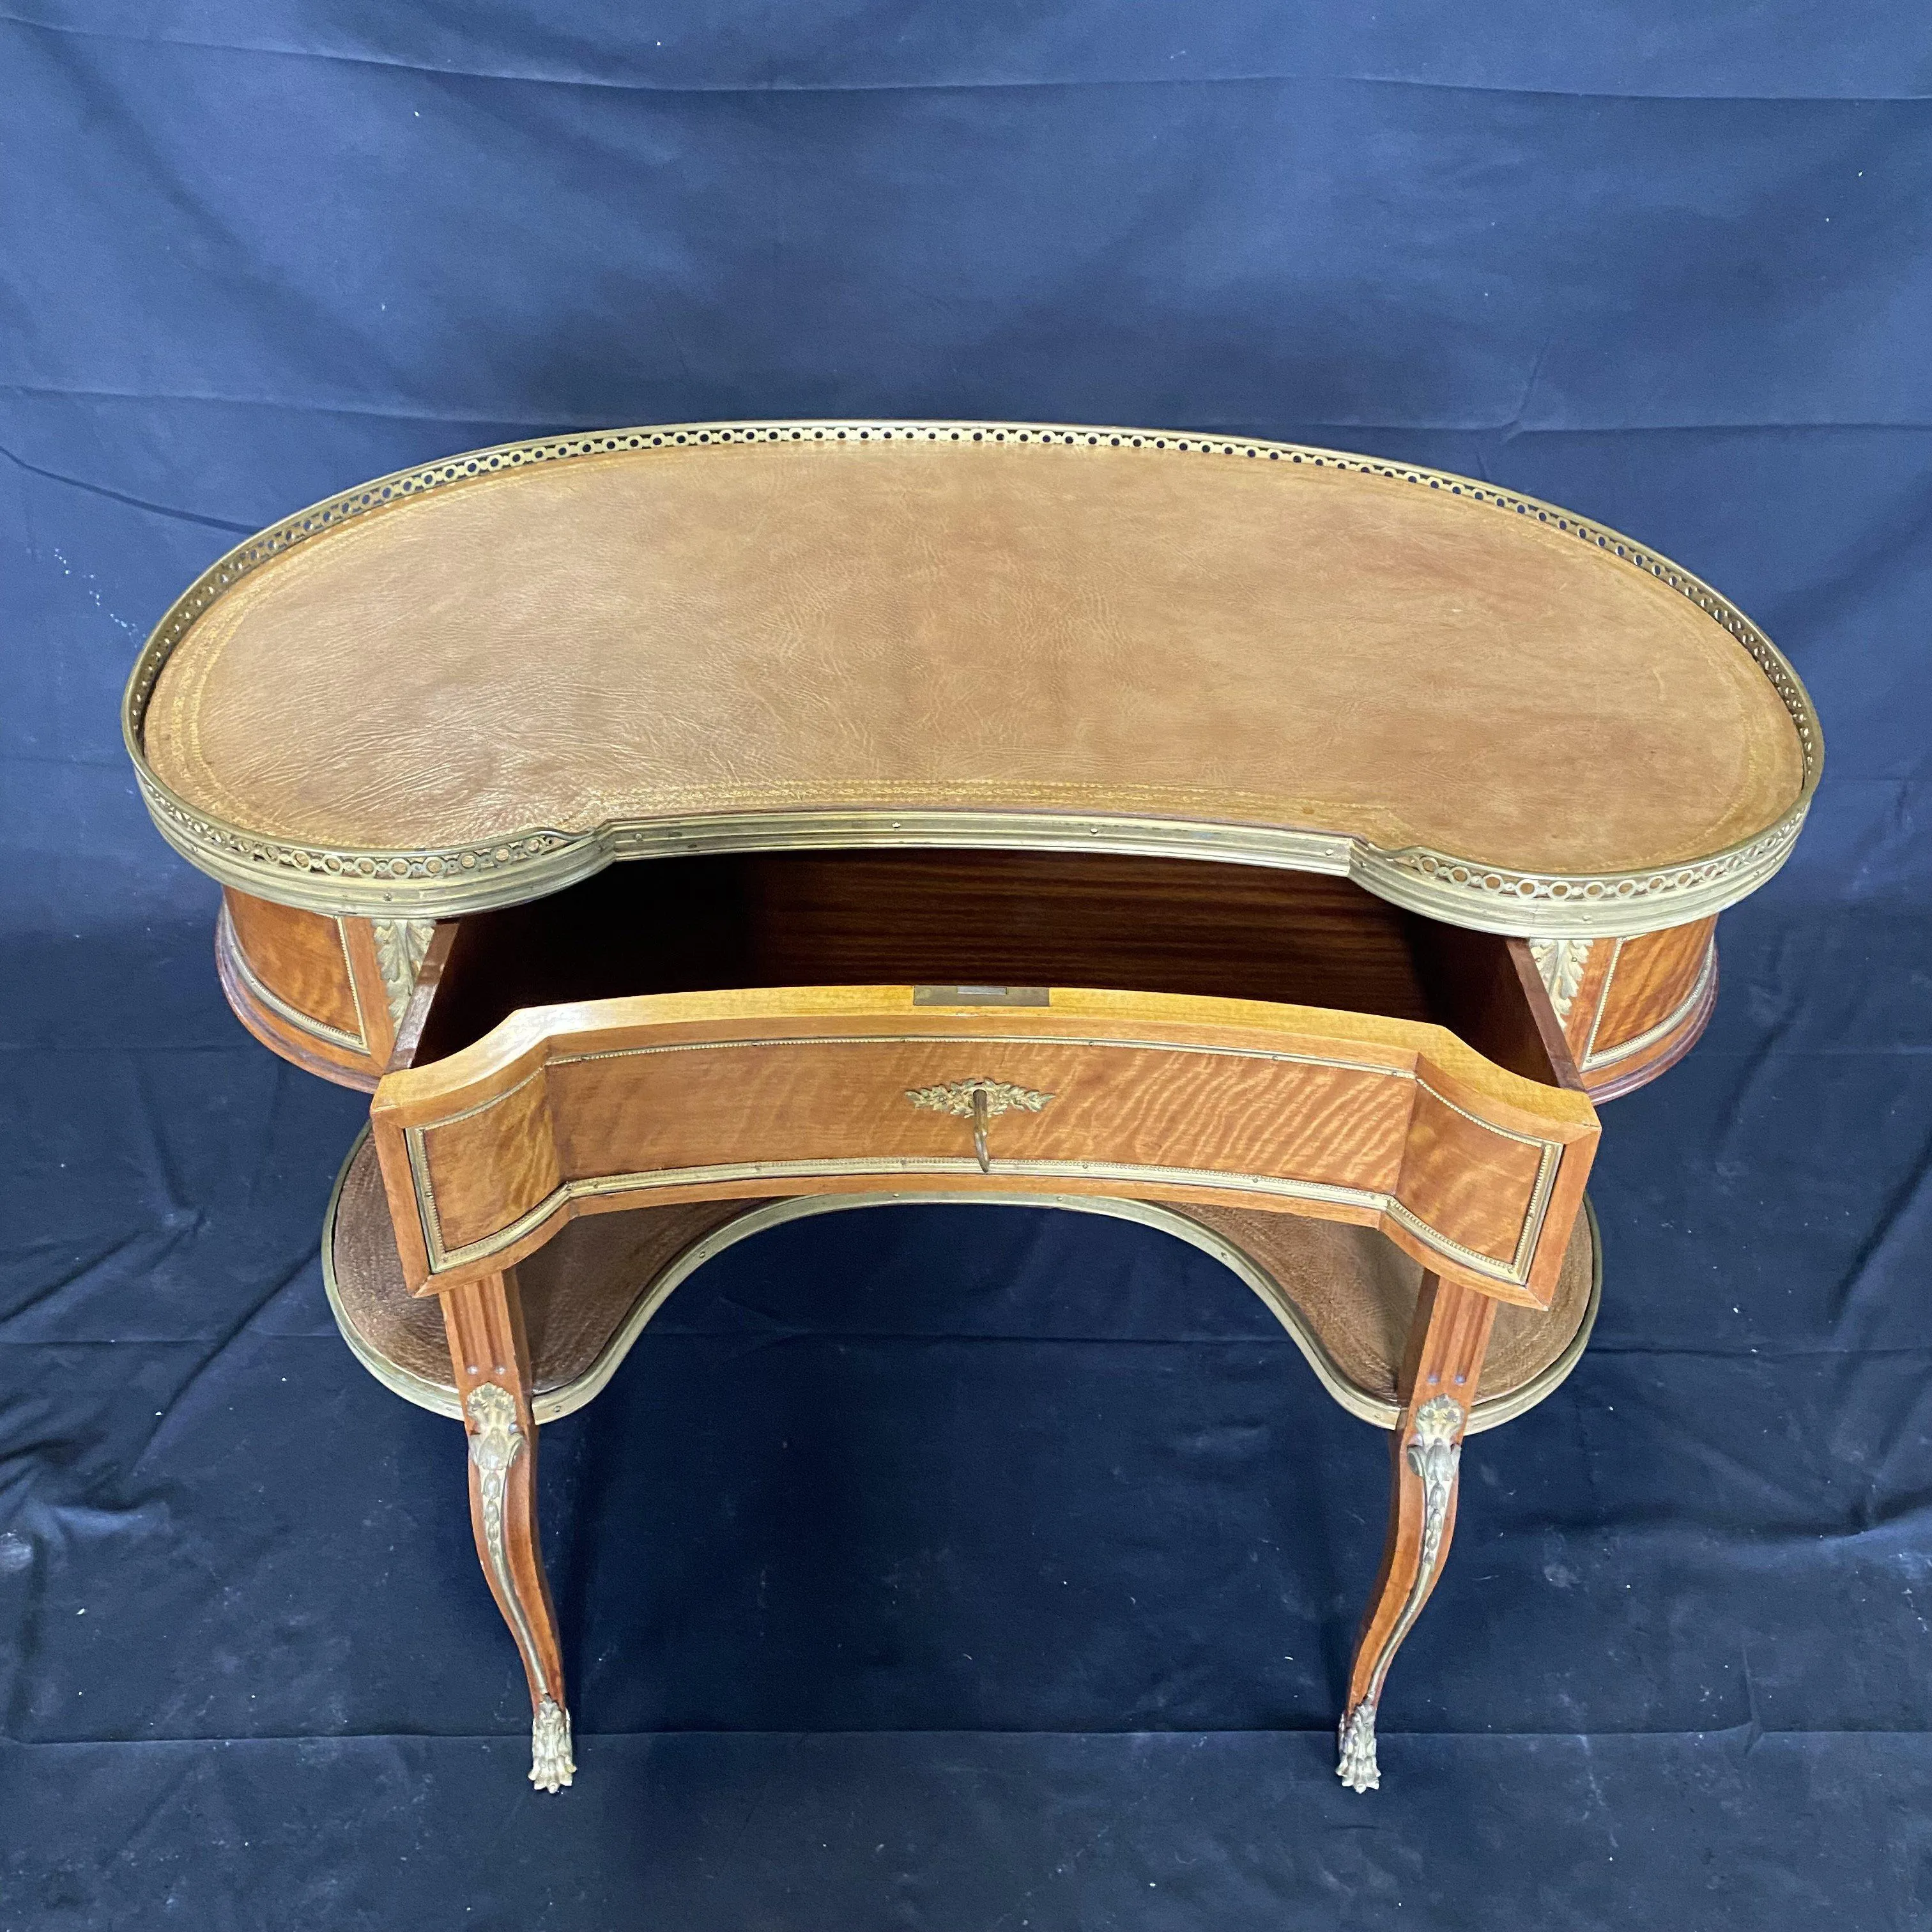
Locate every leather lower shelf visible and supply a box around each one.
[323,1128,1598,1434]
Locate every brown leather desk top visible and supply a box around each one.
[125,420,1817,935]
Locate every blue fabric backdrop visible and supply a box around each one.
[3,5,1930,1926]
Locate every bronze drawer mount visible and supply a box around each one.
[905,1077,1056,1172]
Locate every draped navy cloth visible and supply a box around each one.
[3,6,1929,1925]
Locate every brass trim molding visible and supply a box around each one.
[320,1140,1602,1437]
[125,419,1820,940]
[545,1028,1411,1080]
[215,901,369,1055]
[406,1141,1561,1291]
[1582,938,1717,1073]
[408,1147,1553,1279]
[1528,937,1594,1026]
[371,917,435,1031]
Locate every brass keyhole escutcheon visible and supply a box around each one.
[905,1077,1055,1173]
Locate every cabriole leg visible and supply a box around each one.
[442,1268,575,1793]
[1337,1272,1495,1793]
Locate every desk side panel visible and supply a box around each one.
[1549,917,1719,1098]
[217,890,387,1087]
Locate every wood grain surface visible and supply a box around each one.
[1345,1275,1494,1717]
[442,1271,567,1729]
[408,850,1441,1064]
[217,891,381,1087]
[372,983,1597,1310]
[1587,918,1717,1077]
[222,890,364,1038]
[219,852,1718,1108]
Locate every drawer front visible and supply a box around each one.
[374,995,1595,1307]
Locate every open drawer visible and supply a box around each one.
[341,850,1595,1310]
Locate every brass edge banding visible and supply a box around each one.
[324,1267,461,1415]
[1404,1078,1568,1280]
[1579,936,1628,1065]
[549,1030,1413,1076]
[125,419,1820,939]
[418,1064,549,1133]
[335,918,373,1054]
[217,901,368,1054]
[428,1024,1503,1138]
[402,1123,445,1277]
[319,1130,462,1413]
[413,1153,1544,1289]
[319,1136,1602,1435]
[1582,940,1717,1073]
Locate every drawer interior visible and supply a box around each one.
[402,848,1579,1091]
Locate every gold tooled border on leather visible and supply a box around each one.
[125,420,1819,939]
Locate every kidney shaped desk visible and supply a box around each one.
[123,420,1816,1795]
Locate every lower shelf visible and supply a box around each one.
[323,1128,1599,1437]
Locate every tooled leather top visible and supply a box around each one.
[132,422,1814,928]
